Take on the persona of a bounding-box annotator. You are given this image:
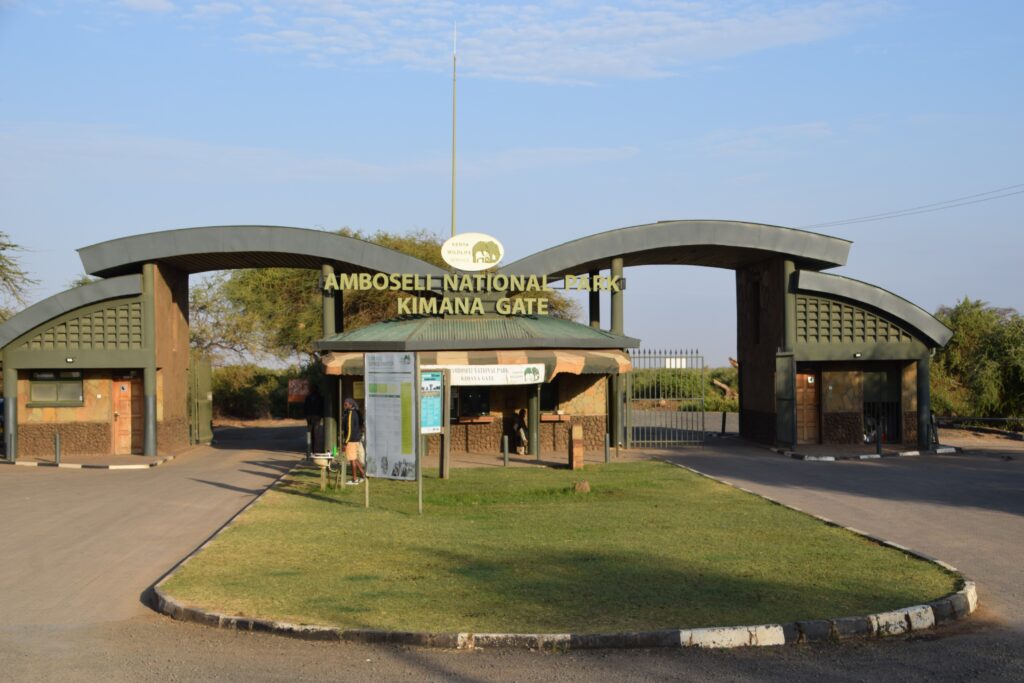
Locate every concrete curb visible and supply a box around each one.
[1,453,178,470]
[151,459,978,651]
[769,446,962,461]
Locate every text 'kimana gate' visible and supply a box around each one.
[625,349,706,447]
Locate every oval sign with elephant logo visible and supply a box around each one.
[441,232,505,272]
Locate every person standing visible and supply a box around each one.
[303,384,324,452]
[514,408,528,455]
[342,397,366,484]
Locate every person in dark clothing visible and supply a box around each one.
[342,397,366,484]
[514,408,528,455]
[303,384,325,452]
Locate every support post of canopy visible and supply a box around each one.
[322,264,338,452]
[528,383,540,461]
[142,263,158,456]
[589,269,600,329]
[4,363,17,462]
[610,258,624,448]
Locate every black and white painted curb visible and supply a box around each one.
[152,460,978,650]
[1,453,178,470]
[770,446,960,462]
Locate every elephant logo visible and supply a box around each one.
[473,241,501,264]
[523,366,541,383]
[441,232,505,272]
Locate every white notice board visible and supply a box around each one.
[421,363,544,386]
[364,352,417,481]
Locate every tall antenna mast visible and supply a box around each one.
[450,22,457,238]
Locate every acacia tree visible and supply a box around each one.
[0,232,37,321]
[194,228,578,364]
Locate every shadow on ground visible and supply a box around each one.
[666,439,1024,518]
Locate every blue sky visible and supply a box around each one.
[1,1,1021,364]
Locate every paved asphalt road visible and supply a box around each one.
[1,427,1022,682]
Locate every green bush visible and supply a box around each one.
[212,364,320,419]
[628,366,738,412]
[933,299,1024,418]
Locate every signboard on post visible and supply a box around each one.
[420,370,443,435]
[421,363,544,386]
[364,352,417,481]
[287,379,310,403]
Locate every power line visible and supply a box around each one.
[800,182,1024,230]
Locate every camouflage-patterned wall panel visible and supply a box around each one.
[822,370,862,413]
[19,300,144,352]
[796,296,913,345]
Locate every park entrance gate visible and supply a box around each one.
[625,349,705,447]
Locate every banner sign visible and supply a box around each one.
[287,378,309,404]
[422,363,544,386]
[364,352,417,481]
[420,370,443,435]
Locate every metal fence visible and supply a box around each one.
[625,349,705,447]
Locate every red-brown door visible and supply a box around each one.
[113,378,144,455]
[796,371,820,445]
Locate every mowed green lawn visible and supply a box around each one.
[162,461,957,633]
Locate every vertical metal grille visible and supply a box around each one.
[625,349,705,447]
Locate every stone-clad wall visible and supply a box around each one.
[19,422,111,457]
[823,413,862,444]
[822,367,863,444]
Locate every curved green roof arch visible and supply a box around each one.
[77,225,448,278]
[501,220,851,277]
[796,270,952,348]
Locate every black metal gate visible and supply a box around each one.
[625,349,705,447]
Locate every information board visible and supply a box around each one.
[421,363,544,386]
[286,378,309,404]
[364,352,417,481]
[420,370,443,434]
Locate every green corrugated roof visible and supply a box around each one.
[314,315,640,351]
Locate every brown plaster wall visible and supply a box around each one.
[736,259,786,443]
[557,375,607,415]
[153,264,189,422]
[18,371,113,424]
[158,416,192,453]
[901,362,918,445]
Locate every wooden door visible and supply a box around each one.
[796,371,820,445]
[113,378,144,455]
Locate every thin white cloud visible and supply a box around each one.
[0,122,634,187]
[115,0,176,12]
[187,2,241,19]
[89,1,889,83]
[698,122,836,158]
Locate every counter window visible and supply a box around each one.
[29,370,84,406]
